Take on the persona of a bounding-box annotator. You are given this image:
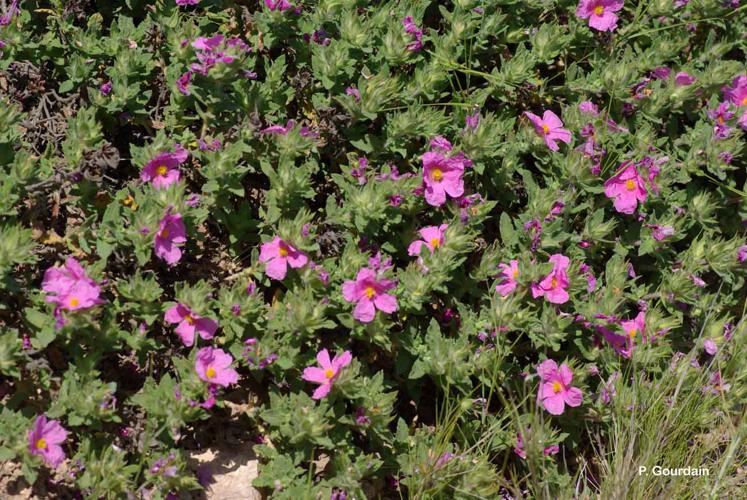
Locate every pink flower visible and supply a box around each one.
[42,258,103,323]
[496,260,519,297]
[402,16,423,52]
[621,311,645,346]
[154,212,187,265]
[176,0,200,4]
[140,145,188,189]
[648,224,675,241]
[265,0,293,11]
[259,236,308,280]
[544,445,560,456]
[531,254,570,304]
[524,111,572,151]
[407,224,448,256]
[421,151,465,207]
[579,101,599,116]
[301,348,352,400]
[261,120,295,135]
[603,162,647,214]
[537,360,583,415]
[342,268,397,323]
[738,245,747,263]
[28,415,68,468]
[195,347,239,387]
[164,304,218,347]
[177,71,193,95]
[575,0,624,32]
[674,72,695,86]
[703,339,717,356]
[705,371,730,394]
[723,75,747,107]
[514,433,527,459]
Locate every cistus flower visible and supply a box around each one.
[524,110,572,151]
[496,260,520,297]
[703,339,717,356]
[402,16,423,52]
[674,71,696,86]
[195,347,239,387]
[265,0,293,11]
[342,267,398,323]
[531,254,571,304]
[261,120,295,135]
[576,0,624,32]
[259,236,308,280]
[301,348,352,400]
[621,311,645,346]
[407,224,448,257]
[155,212,187,265]
[164,304,218,347]
[536,360,583,415]
[42,257,103,326]
[708,102,735,139]
[421,148,466,207]
[723,74,747,107]
[646,224,675,241]
[603,162,647,214]
[28,415,68,468]
[176,0,200,5]
[140,145,188,189]
[704,371,730,394]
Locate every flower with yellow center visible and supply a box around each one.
[69,297,80,307]
[551,277,558,288]
[552,381,562,393]
[160,228,169,238]
[278,245,289,257]
[541,124,550,134]
[430,237,441,249]
[625,179,636,191]
[324,369,334,379]
[185,315,194,325]
[156,165,168,176]
[628,328,637,338]
[742,96,747,106]
[593,5,604,15]
[512,269,519,278]
[365,286,376,299]
[206,367,216,378]
[35,438,47,450]
[431,168,443,181]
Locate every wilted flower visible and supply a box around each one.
[703,339,717,356]
[345,86,361,102]
[576,0,624,32]
[536,360,583,415]
[140,145,188,189]
[195,347,239,387]
[402,16,423,52]
[646,224,675,241]
[532,254,571,304]
[496,260,519,297]
[674,71,696,86]
[603,162,647,214]
[259,236,308,280]
[524,110,572,151]
[28,415,68,468]
[164,304,218,347]
[302,348,352,399]
[155,212,187,265]
[408,224,448,257]
[342,267,397,323]
[100,81,113,96]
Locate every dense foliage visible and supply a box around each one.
[1,0,746,498]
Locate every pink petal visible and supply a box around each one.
[303,367,329,384]
[353,299,376,323]
[564,387,583,407]
[542,394,566,415]
[316,349,332,370]
[264,257,288,280]
[312,383,332,400]
[373,293,398,314]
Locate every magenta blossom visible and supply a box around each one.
[524,110,572,151]
[265,0,293,11]
[576,0,624,32]
[647,224,675,241]
[195,347,239,387]
[302,348,352,400]
[579,101,599,116]
[531,254,571,304]
[342,267,397,323]
[28,415,68,468]
[42,258,103,325]
[621,311,646,346]
[164,304,218,347]
[703,339,717,356]
[738,245,747,263]
[496,260,520,297]
[537,360,583,415]
[140,145,188,189]
[402,16,423,52]
[603,162,647,214]
[259,236,308,280]
[176,0,200,4]
[723,75,747,107]
[261,120,295,135]
[408,224,448,256]
[674,72,696,86]
[154,212,187,265]
[421,151,465,207]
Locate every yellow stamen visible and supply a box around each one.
[69,297,80,307]
[278,245,289,257]
[35,438,47,450]
[552,382,562,393]
[551,277,558,288]
[206,367,216,378]
[512,269,519,278]
[185,315,194,325]
[717,116,725,124]
[628,328,637,338]
[324,369,334,379]
[431,168,443,181]
[742,96,747,106]
[156,165,168,176]
[625,179,636,191]
[430,238,441,249]
[541,124,550,134]
[160,228,169,238]
[365,286,376,299]
[593,5,604,15]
